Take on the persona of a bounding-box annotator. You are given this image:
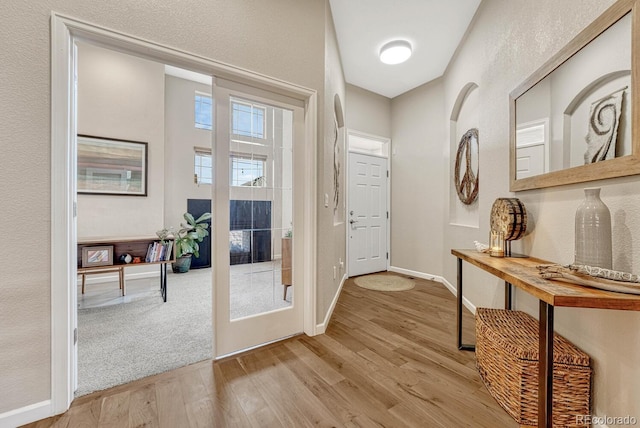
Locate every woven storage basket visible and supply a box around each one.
[475,308,592,427]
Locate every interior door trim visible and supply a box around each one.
[51,13,317,418]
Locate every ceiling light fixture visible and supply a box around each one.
[379,40,412,65]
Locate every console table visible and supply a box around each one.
[452,249,640,428]
[78,236,175,302]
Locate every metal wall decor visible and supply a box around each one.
[454,128,479,205]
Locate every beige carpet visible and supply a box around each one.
[354,274,415,291]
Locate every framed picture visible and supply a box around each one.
[77,135,148,196]
[81,245,114,268]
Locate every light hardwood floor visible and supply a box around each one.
[25,273,517,428]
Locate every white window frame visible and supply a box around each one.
[231,100,266,139]
[230,152,267,187]
[194,147,213,184]
[195,91,213,130]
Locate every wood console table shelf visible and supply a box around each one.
[452,249,640,428]
[78,236,175,302]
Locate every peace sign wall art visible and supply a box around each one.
[454,128,479,205]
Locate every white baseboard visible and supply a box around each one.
[315,273,347,334]
[80,270,160,285]
[0,400,52,428]
[388,266,476,314]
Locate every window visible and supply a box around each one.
[194,150,266,187]
[194,149,212,184]
[230,154,266,187]
[232,101,265,138]
[195,93,212,130]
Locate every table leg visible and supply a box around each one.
[457,257,475,351]
[160,263,167,302]
[538,301,554,428]
[505,281,513,310]
[120,267,125,296]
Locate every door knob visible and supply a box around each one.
[349,219,358,224]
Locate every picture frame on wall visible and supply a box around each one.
[77,135,148,196]
[81,245,114,268]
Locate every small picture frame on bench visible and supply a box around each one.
[81,245,114,268]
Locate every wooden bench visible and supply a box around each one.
[78,265,125,296]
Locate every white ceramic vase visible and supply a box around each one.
[574,188,612,268]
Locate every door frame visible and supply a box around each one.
[345,129,391,278]
[213,80,306,356]
[51,13,317,415]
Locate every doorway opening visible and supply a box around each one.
[74,42,214,396]
[51,13,317,415]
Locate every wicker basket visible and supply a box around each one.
[475,308,592,427]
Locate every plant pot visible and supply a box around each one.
[172,254,192,273]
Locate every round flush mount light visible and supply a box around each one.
[379,40,412,65]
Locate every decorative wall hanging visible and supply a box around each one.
[333,93,345,224]
[333,116,340,210]
[490,197,527,257]
[584,87,626,164]
[77,135,148,196]
[509,2,640,192]
[454,128,479,205]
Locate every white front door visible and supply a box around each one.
[214,79,305,357]
[348,152,388,276]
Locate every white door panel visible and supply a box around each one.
[348,152,388,276]
[517,144,545,179]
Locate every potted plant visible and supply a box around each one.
[157,212,211,273]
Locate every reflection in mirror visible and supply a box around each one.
[510,0,640,191]
[515,13,631,180]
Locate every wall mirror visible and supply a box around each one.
[510,0,640,191]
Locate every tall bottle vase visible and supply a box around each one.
[574,187,612,269]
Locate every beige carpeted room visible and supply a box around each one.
[3,1,640,428]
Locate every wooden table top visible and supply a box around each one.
[452,249,640,311]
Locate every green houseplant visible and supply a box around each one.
[157,212,211,273]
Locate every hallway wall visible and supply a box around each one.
[0,0,326,418]
[389,0,639,420]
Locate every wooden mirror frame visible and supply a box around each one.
[510,0,640,191]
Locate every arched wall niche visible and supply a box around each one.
[449,82,480,227]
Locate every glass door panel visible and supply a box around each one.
[214,81,303,357]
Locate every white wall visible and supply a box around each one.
[317,1,347,324]
[0,0,326,417]
[345,84,391,138]
[164,75,213,228]
[390,79,446,275]
[345,0,640,418]
[439,0,639,420]
[77,43,165,238]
